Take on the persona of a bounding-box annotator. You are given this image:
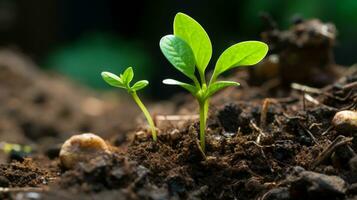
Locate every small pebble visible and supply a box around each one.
[332,110,357,134]
[169,129,181,141]
[59,133,111,169]
[134,131,149,142]
[289,170,347,199]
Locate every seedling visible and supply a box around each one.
[160,12,268,151]
[101,67,157,141]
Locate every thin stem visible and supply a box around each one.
[131,91,157,141]
[199,70,206,86]
[198,99,209,152]
[192,76,201,89]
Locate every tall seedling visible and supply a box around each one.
[160,13,268,151]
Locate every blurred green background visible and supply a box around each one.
[0,0,356,98]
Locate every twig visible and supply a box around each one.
[260,98,272,129]
[329,90,353,101]
[250,121,268,160]
[292,82,353,102]
[311,135,353,169]
[250,121,266,143]
[309,123,322,130]
[321,126,333,136]
[0,187,48,193]
[343,81,357,90]
[245,141,275,148]
[300,124,318,144]
[155,114,199,121]
[338,101,357,111]
[291,83,321,94]
[304,94,320,105]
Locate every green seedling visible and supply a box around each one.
[160,12,268,151]
[101,67,157,141]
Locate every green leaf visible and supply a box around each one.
[131,80,149,91]
[122,67,134,85]
[159,35,196,80]
[101,71,125,88]
[174,12,212,75]
[206,81,240,98]
[213,41,268,79]
[163,79,197,94]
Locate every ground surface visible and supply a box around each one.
[0,19,357,200]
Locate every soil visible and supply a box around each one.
[0,19,356,200]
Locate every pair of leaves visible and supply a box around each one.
[160,12,268,100]
[101,67,148,92]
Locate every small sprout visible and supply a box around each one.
[101,67,157,141]
[160,12,268,151]
[332,110,357,134]
[0,142,32,154]
[59,133,110,169]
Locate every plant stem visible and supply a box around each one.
[199,99,209,152]
[192,76,201,88]
[199,70,206,86]
[131,91,157,141]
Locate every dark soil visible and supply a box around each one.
[0,158,55,187]
[123,69,356,199]
[0,19,356,200]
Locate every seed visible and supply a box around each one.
[59,133,111,169]
[332,110,357,134]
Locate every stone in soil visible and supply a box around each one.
[287,167,348,199]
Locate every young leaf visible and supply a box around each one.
[163,79,197,94]
[122,67,134,85]
[174,12,212,75]
[131,80,149,91]
[101,72,125,88]
[159,35,196,80]
[213,41,268,79]
[205,81,240,98]
[101,67,157,142]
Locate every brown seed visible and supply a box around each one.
[59,133,111,169]
[332,110,357,134]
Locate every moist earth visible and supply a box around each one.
[0,18,356,200]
